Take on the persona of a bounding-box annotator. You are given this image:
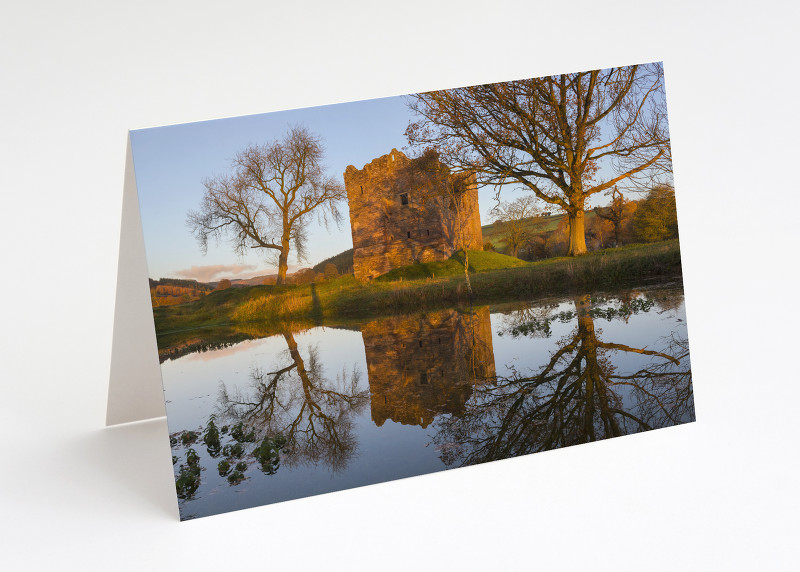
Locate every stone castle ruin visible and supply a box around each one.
[344,149,483,281]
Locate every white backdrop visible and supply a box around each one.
[1,1,798,570]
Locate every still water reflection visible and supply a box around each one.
[164,285,693,519]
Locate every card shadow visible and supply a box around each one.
[69,418,178,520]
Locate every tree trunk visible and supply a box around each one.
[276,244,290,285]
[463,249,473,299]
[567,208,587,256]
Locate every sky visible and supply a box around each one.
[130,87,663,283]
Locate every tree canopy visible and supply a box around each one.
[633,185,678,242]
[406,63,672,256]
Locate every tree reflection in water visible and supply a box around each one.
[217,332,369,473]
[433,293,694,467]
[170,330,367,502]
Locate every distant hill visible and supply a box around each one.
[223,275,277,287]
[313,249,354,276]
[152,269,311,293]
[149,277,214,290]
[211,268,318,287]
[481,212,577,248]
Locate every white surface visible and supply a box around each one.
[106,136,165,425]
[1,1,797,570]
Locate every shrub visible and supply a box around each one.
[632,185,678,242]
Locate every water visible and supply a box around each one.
[163,284,694,520]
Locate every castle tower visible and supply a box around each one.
[343,149,483,281]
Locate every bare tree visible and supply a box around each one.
[593,186,627,247]
[406,63,671,256]
[490,195,541,258]
[187,127,345,285]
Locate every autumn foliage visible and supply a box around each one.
[149,279,212,308]
[632,186,678,242]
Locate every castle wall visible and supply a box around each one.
[344,149,483,281]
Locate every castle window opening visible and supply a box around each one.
[426,229,430,236]
[418,340,423,347]
[420,372,429,385]
[400,193,409,205]
[407,231,411,238]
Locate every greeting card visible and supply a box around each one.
[109,62,694,520]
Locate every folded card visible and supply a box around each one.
[110,62,695,520]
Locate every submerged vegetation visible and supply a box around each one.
[171,419,289,499]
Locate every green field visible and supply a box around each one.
[481,211,601,252]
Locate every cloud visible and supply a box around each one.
[171,262,309,283]
[181,338,259,363]
[173,264,262,283]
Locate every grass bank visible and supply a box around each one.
[376,249,527,281]
[154,239,682,335]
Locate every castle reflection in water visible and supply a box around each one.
[362,307,496,428]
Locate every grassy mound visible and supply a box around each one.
[375,250,527,282]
